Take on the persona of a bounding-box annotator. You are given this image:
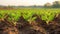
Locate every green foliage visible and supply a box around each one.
[0,8,60,25]
[8,11,21,21]
[0,11,5,19]
[41,11,55,24]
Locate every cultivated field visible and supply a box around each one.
[0,8,60,34]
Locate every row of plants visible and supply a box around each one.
[0,8,60,26]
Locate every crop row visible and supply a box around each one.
[0,8,60,26]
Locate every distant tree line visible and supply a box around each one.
[44,1,60,8]
[0,1,60,8]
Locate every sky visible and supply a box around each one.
[0,0,59,6]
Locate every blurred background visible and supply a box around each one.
[0,0,60,8]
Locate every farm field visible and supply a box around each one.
[0,8,60,34]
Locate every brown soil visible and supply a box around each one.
[0,26,19,34]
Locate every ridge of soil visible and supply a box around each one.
[0,14,60,34]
